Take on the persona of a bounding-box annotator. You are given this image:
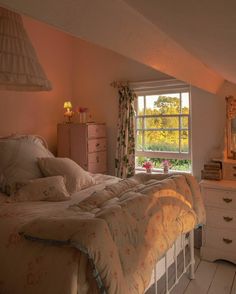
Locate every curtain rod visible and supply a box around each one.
[110,80,129,88]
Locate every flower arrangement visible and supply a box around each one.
[142,161,153,173]
[162,160,172,174]
[77,107,88,113]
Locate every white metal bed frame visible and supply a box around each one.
[146,229,195,294]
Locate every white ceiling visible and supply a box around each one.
[0,0,235,94]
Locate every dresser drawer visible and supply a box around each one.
[223,162,236,180]
[206,207,236,229]
[203,188,236,210]
[204,227,236,254]
[87,124,106,138]
[88,138,106,153]
[88,151,106,164]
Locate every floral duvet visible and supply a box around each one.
[0,173,205,294]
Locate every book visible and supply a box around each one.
[204,162,222,170]
[201,169,222,180]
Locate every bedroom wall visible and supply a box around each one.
[191,87,225,180]
[0,16,74,153]
[71,38,226,178]
[71,38,169,175]
[0,14,225,179]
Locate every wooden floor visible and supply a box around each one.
[148,250,236,294]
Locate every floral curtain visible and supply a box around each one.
[115,84,136,178]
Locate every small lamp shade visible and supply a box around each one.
[64,101,72,109]
[64,101,73,123]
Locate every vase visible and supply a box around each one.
[78,112,87,123]
[163,165,169,174]
[146,168,152,174]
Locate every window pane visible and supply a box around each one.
[145,95,159,115]
[181,116,189,129]
[181,92,189,114]
[155,94,180,115]
[136,117,143,129]
[136,131,143,151]
[144,116,179,129]
[144,130,179,152]
[168,159,191,171]
[137,96,144,115]
[180,130,189,152]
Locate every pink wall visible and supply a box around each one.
[71,38,168,174]
[0,16,74,153]
[0,14,225,178]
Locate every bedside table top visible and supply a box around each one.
[200,179,236,190]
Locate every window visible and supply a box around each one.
[133,80,191,172]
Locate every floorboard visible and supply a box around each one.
[184,261,218,294]
[208,262,236,294]
[231,272,236,294]
[147,249,236,294]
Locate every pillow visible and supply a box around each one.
[0,135,54,195]
[38,157,95,194]
[12,176,70,202]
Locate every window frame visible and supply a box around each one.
[132,79,192,169]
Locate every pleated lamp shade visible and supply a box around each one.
[0,7,52,91]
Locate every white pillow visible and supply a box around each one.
[38,157,95,194]
[0,135,54,195]
[12,176,70,202]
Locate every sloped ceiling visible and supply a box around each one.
[125,0,236,88]
[0,0,231,94]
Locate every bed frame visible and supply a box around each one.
[146,229,195,294]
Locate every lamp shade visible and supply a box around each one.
[0,7,52,91]
[64,101,72,109]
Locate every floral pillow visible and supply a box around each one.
[38,157,95,194]
[12,176,70,202]
[0,135,54,195]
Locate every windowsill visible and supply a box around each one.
[135,168,192,175]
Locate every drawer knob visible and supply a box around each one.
[96,143,100,147]
[223,238,232,244]
[223,216,233,222]
[223,198,232,203]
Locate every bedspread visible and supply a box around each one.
[0,174,118,294]
[19,174,205,294]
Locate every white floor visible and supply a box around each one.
[148,250,236,294]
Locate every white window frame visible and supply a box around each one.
[131,79,192,168]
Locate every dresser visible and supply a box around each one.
[200,180,236,264]
[57,123,107,173]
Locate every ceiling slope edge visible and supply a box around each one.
[0,0,225,94]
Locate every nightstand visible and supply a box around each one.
[57,123,107,173]
[200,180,236,264]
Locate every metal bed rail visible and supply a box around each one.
[152,229,195,294]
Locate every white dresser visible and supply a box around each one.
[57,123,107,173]
[200,180,236,264]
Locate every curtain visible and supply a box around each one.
[115,84,136,178]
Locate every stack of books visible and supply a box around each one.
[201,161,222,180]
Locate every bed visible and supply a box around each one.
[0,135,206,294]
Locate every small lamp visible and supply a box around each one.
[64,101,73,123]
